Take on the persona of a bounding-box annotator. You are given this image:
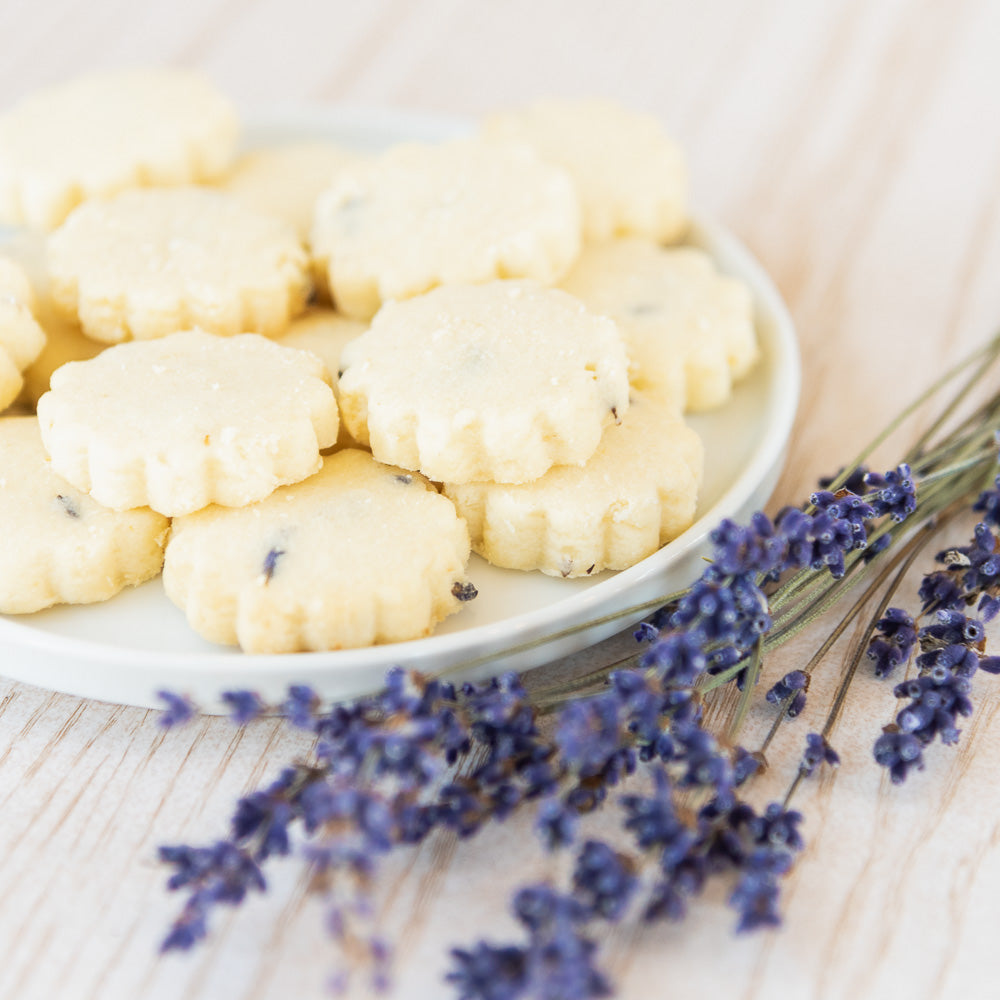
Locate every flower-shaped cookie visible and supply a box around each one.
[444,393,703,577]
[37,330,338,516]
[338,282,630,483]
[164,449,475,652]
[311,138,581,319]
[561,240,758,412]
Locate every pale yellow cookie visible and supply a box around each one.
[311,137,581,319]
[483,99,688,244]
[220,142,364,241]
[0,416,168,614]
[0,68,238,230]
[338,282,630,484]
[47,187,311,343]
[0,256,46,411]
[560,240,758,412]
[443,394,703,577]
[163,449,475,653]
[37,330,338,516]
[274,307,367,449]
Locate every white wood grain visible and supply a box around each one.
[3,1,1000,997]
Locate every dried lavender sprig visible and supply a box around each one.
[159,670,559,991]
[872,500,1000,783]
[449,763,807,998]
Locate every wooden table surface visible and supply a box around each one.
[4,2,1000,998]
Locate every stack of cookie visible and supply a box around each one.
[0,70,758,654]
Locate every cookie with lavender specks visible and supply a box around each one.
[0,416,168,614]
[163,448,475,652]
[560,239,758,412]
[443,393,703,577]
[337,281,630,484]
[310,137,581,319]
[36,330,338,516]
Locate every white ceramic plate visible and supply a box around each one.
[0,108,800,711]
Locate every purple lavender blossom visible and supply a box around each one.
[766,670,809,714]
[447,942,527,1000]
[157,690,197,728]
[633,621,658,643]
[448,885,610,1000]
[918,570,965,614]
[621,771,695,865]
[874,729,925,783]
[866,608,917,678]
[535,798,578,850]
[709,513,785,576]
[973,476,1000,528]
[730,848,794,932]
[572,840,637,919]
[866,464,917,522]
[159,842,266,950]
[874,517,1000,782]
[800,733,840,777]
[221,689,266,725]
[732,747,763,785]
[161,672,551,966]
[282,684,320,728]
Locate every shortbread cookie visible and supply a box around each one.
[163,448,475,652]
[37,330,338,516]
[48,187,311,343]
[275,307,367,449]
[0,257,46,411]
[560,240,758,412]
[311,138,581,319]
[0,416,168,613]
[220,142,364,241]
[443,394,703,577]
[0,68,238,230]
[338,282,630,483]
[483,99,687,244]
